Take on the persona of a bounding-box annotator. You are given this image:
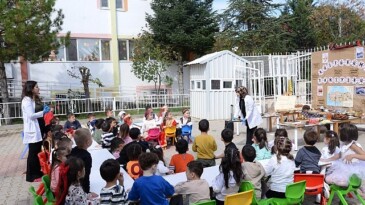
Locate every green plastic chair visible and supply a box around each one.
[42,175,55,204]
[34,196,45,205]
[270,180,306,205]
[192,200,216,205]
[327,174,365,205]
[239,181,274,205]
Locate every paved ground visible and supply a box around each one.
[0,118,364,205]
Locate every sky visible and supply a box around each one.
[213,0,287,13]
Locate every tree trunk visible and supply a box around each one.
[0,62,11,125]
[177,60,184,95]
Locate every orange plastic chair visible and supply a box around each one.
[294,173,326,205]
[38,151,51,175]
[165,126,177,146]
[224,190,253,205]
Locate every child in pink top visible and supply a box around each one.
[50,147,69,193]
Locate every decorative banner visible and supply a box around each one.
[356,47,364,59]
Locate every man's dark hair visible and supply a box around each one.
[129,128,141,140]
[198,119,209,132]
[303,130,318,146]
[176,139,189,154]
[221,128,233,143]
[100,159,120,182]
[242,145,256,162]
[187,161,204,178]
[138,152,159,170]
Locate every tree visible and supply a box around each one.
[146,0,218,94]
[131,32,171,97]
[216,0,295,54]
[310,0,365,46]
[286,0,317,50]
[67,66,104,99]
[0,0,68,123]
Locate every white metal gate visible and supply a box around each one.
[234,63,265,113]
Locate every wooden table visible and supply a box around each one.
[262,114,279,132]
[331,117,361,133]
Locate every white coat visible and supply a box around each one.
[235,95,263,129]
[22,96,44,144]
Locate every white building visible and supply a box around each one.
[185,50,254,120]
[5,0,189,99]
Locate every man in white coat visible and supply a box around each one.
[235,86,263,145]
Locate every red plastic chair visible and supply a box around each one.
[38,151,51,175]
[146,128,161,144]
[294,173,326,205]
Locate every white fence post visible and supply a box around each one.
[112,97,116,116]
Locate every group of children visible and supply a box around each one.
[37,106,365,205]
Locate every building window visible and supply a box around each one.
[66,39,78,61]
[101,40,111,60]
[101,0,108,8]
[191,81,195,90]
[197,81,201,89]
[211,80,220,90]
[78,39,100,61]
[128,40,134,60]
[118,40,127,60]
[202,80,206,90]
[235,80,242,89]
[223,81,232,89]
[116,0,123,9]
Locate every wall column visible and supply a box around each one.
[110,0,120,87]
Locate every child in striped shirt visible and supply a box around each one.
[100,159,128,205]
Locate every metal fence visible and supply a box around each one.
[0,94,190,125]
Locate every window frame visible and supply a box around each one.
[222,80,233,90]
[100,0,109,9]
[211,79,221,90]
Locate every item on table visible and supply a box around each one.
[308,118,320,124]
[332,113,349,120]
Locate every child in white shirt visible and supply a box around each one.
[264,138,295,199]
[150,146,173,175]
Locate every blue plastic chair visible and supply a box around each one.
[20,131,29,159]
[181,125,192,143]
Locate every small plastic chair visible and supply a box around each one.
[38,151,51,175]
[192,200,216,205]
[146,127,161,144]
[225,189,253,205]
[327,174,365,205]
[239,181,273,205]
[294,173,326,205]
[269,180,306,205]
[165,126,177,146]
[181,125,192,143]
[42,175,55,204]
[20,131,29,159]
[34,195,45,205]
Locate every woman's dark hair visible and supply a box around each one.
[127,143,142,161]
[325,130,340,155]
[276,138,294,163]
[56,157,84,205]
[150,146,165,165]
[254,128,268,150]
[22,80,38,98]
[339,123,358,143]
[220,147,243,188]
[119,123,130,139]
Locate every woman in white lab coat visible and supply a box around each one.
[21,81,50,182]
[235,86,263,145]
